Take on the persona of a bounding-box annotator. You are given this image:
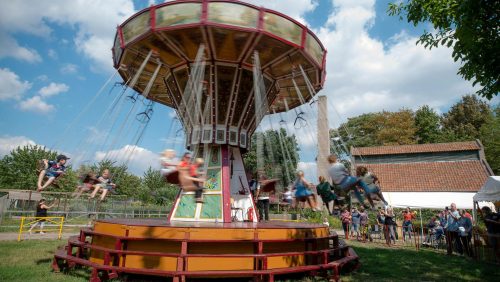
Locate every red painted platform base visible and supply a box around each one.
[53,219,359,281]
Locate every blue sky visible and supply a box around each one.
[0,0,497,179]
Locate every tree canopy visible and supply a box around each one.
[333,109,417,150]
[333,95,498,174]
[0,146,178,205]
[243,128,299,187]
[388,0,499,99]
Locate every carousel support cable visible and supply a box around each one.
[50,68,120,151]
[128,50,153,89]
[79,78,130,162]
[270,109,292,185]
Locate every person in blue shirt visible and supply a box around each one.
[445,203,461,255]
[37,155,69,191]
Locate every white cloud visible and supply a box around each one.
[247,0,317,25]
[0,68,32,101]
[316,0,476,126]
[18,95,55,113]
[38,82,69,98]
[0,32,42,63]
[60,63,78,74]
[0,136,37,156]
[48,49,58,59]
[36,75,49,82]
[0,0,135,72]
[95,145,160,175]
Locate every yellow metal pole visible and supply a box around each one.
[18,217,25,242]
[58,217,64,240]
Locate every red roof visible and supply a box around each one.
[352,141,480,156]
[361,160,490,192]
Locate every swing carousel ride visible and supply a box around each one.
[53,1,359,281]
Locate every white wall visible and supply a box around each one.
[383,192,475,209]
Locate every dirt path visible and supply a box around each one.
[0,231,79,241]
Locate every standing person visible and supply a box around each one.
[248,175,257,198]
[29,199,56,235]
[480,206,500,262]
[293,171,319,211]
[383,206,396,246]
[316,176,336,215]
[445,203,461,255]
[37,155,69,191]
[255,175,271,222]
[351,207,361,240]
[376,208,386,240]
[359,207,369,242]
[458,209,473,257]
[402,207,416,242]
[356,166,388,206]
[341,208,351,239]
[327,155,373,209]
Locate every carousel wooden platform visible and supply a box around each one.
[53,218,359,282]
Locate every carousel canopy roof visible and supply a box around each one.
[113,0,326,119]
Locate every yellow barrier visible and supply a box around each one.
[18,216,65,241]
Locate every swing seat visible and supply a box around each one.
[260,178,279,192]
[165,170,180,185]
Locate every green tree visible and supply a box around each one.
[388,0,500,99]
[334,109,417,149]
[0,145,78,191]
[415,105,442,143]
[139,167,178,206]
[79,159,141,198]
[479,105,500,174]
[441,95,493,140]
[243,129,299,186]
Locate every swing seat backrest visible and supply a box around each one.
[165,170,180,185]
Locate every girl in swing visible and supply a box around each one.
[89,169,116,201]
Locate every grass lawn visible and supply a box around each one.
[342,241,500,282]
[0,239,498,282]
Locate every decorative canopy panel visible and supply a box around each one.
[113,0,326,147]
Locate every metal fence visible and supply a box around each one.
[341,223,498,263]
[0,190,170,229]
